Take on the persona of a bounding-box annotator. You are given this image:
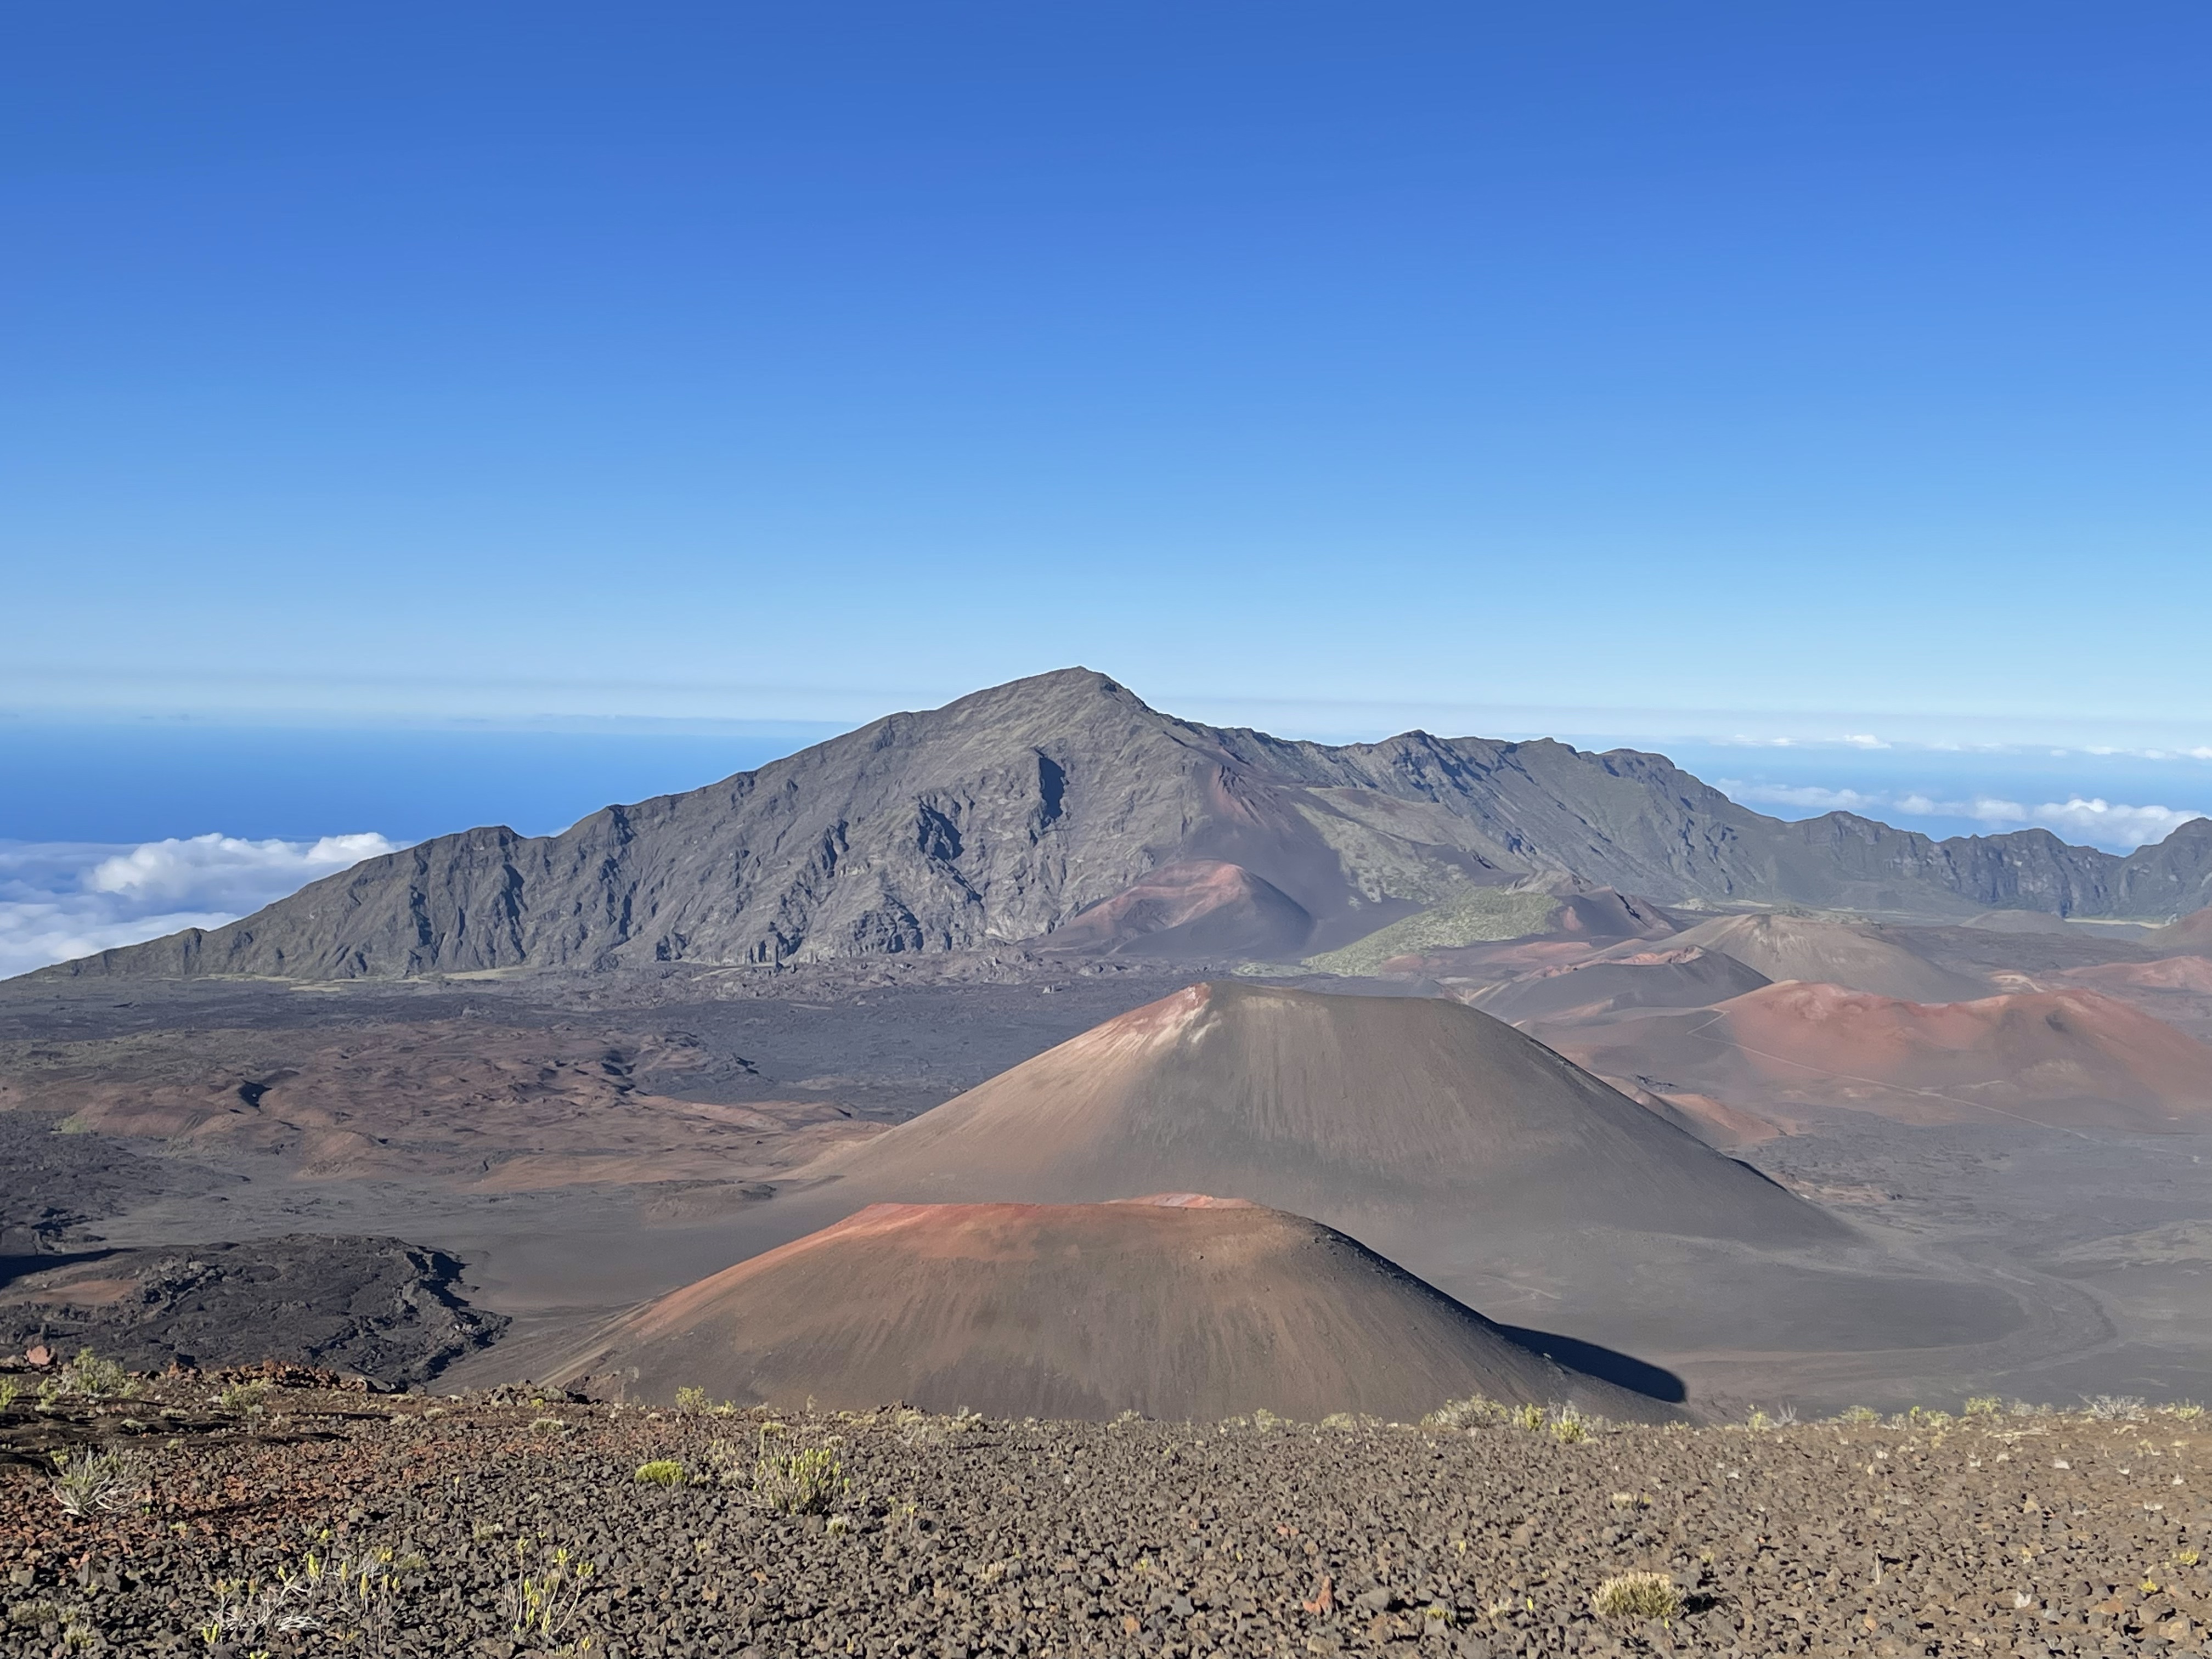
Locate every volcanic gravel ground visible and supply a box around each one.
[7,1377,2212,1657]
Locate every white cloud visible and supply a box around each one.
[0,832,398,980]
[1717,781,1884,813]
[2018,797,2206,848]
[86,832,396,911]
[1839,733,1888,749]
[1716,785,2208,853]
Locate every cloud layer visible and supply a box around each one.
[0,833,398,979]
[1720,783,2207,851]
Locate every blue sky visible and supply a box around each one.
[2,4,2209,967]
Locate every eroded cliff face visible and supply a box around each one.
[42,668,2212,979]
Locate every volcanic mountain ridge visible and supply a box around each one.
[40,669,2212,980]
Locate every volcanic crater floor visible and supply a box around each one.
[6,1375,2212,1658]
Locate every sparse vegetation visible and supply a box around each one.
[1591,1570,1681,1623]
[752,1440,848,1515]
[0,1376,19,1412]
[216,1380,269,1414]
[196,1547,394,1646]
[2081,1393,2147,1420]
[9,1381,2212,1654]
[1837,1405,1878,1425]
[1963,1395,2002,1417]
[1303,884,1561,976]
[58,1348,134,1400]
[498,1541,596,1645]
[673,1384,713,1414]
[49,1448,143,1517]
[1423,1393,1507,1430]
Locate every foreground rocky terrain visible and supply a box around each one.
[5,1362,2212,1657]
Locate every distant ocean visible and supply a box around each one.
[0,722,836,844]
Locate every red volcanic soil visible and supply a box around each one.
[2151,905,2212,954]
[1044,860,1312,959]
[2063,956,2212,995]
[787,981,1836,1246]
[541,1197,1668,1422]
[1553,982,2212,1133]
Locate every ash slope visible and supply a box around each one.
[44,670,2212,980]
[784,981,1836,1248]
[540,1198,1669,1423]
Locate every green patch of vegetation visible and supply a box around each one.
[215,1380,269,1415]
[57,1348,134,1401]
[633,1459,685,1487]
[752,1443,848,1515]
[1302,885,1561,977]
[1592,1571,1681,1623]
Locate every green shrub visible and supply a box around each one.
[59,1350,133,1401]
[215,1380,268,1415]
[49,1448,142,1517]
[1422,1395,1505,1430]
[753,1444,847,1515]
[633,1459,684,1487]
[1963,1395,2002,1417]
[673,1385,712,1415]
[1591,1571,1681,1623]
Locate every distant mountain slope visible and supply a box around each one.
[38,668,2212,978]
[1549,983,2212,1134]
[1655,914,1991,1003]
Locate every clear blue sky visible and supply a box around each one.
[3,2,2207,746]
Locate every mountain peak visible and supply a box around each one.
[36,670,2212,980]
